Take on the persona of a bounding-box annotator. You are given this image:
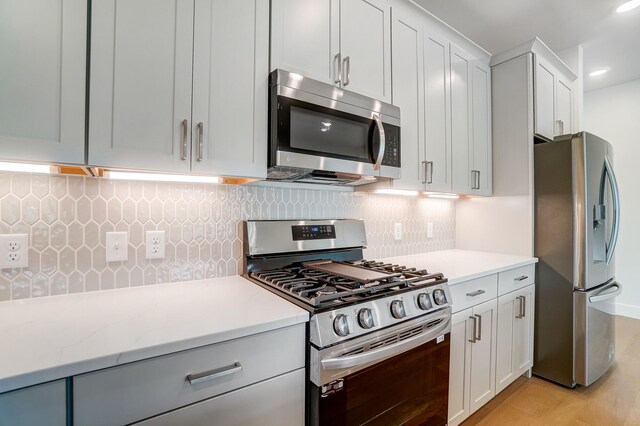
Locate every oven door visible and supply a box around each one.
[270,85,401,179]
[309,309,451,426]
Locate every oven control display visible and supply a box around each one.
[292,224,336,240]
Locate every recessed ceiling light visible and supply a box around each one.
[589,69,608,77]
[617,0,640,13]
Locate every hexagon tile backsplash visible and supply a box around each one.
[0,172,455,301]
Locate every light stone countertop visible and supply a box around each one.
[380,249,538,285]
[0,276,308,394]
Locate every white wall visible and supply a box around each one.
[584,78,640,319]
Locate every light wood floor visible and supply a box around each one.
[463,315,640,425]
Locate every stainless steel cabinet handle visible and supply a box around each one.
[468,315,477,343]
[196,122,204,162]
[466,289,485,297]
[180,119,188,160]
[427,161,434,184]
[343,56,351,86]
[555,119,563,135]
[334,53,342,84]
[521,296,526,318]
[372,114,386,171]
[475,314,482,341]
[476,170,481,189]
[514,275,528,282]
[471,170,480,189]
[187,361,242,385]
[421,161,428,184]
[515,296,524,318]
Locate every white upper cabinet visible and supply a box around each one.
[534,54,574,140]
[191,0,268,178]
[450,45,472,195]
[391,6,424,190]
[423,32,452,193]
[470,62,492,196]
[89,0,194,173]
[271,0,391,102]
[270,0,337,85]
[340,0,392,101]
[89,0,267,178]
[0,0,86,165]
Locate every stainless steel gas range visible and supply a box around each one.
[243,219,452,425]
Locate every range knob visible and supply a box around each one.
[417,293,433,310]
[358,308,375,329]
[433,289,447,305]
[390,300,406,319]
[333,314,350,337]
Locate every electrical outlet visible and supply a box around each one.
[146,230,165,259]
[394,223,402,241]
[106,232,128,262]
[427,222,434,239]
[0,234,29,269]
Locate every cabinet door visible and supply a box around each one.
[391,7,424,190]
[534,56,556,141]
[471,62,492,196]
[556,76,572,136]
[191,0,268,178]
[135,369,305,426]
[0,380,66,425]
[448,308,472,426]
[423,32,452,193]
[270,0,339,85]
[450,45,472,194]
[0,0,86,164]
[340,0,391,102]
[469,298,497,414]
[514,285,535,377]
[496,291,517,394]
[89,0,194,172]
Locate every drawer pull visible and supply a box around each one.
[187,361,242,385]
[466,290,486,297]
[514,275,529,282]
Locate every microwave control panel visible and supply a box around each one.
[381,125,400,167]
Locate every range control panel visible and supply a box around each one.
[292,224,336,241]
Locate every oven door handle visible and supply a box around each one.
[320,314,451,370]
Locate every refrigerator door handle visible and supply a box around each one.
[589,282,622,304]
[601,156,621,264]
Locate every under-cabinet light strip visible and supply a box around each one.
[0,161,53,174]
[105,171,221,184]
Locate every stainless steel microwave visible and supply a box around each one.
[267,69,401,186]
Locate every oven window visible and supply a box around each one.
[290,106,370,159]
[313,334,450,426]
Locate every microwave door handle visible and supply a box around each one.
[372,114,386,171]
[603,156,621,264]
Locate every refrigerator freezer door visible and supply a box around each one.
[574,281,620,386]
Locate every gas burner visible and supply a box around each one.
[315,286,338,296]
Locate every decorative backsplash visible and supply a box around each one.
[0,173,455,300]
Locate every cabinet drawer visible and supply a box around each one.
[74,324,305,426]
[498,264,535,295]
[134,368,305,426]
[449,275,498,313]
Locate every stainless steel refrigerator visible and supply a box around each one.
[533,131,622,387]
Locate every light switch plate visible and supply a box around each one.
[106,232,128,262]
[394,223,402,241]
[427,222,434,239]
[0,234,29,269]
[146,230,165,259]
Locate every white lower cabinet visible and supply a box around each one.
[496,284,535,393]
[448,265,535,426]
[448,299,497,426]
[73,324,305,426]
[135,369,304,426]
[0,380,66,426]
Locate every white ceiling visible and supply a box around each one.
[414,0,640,91]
